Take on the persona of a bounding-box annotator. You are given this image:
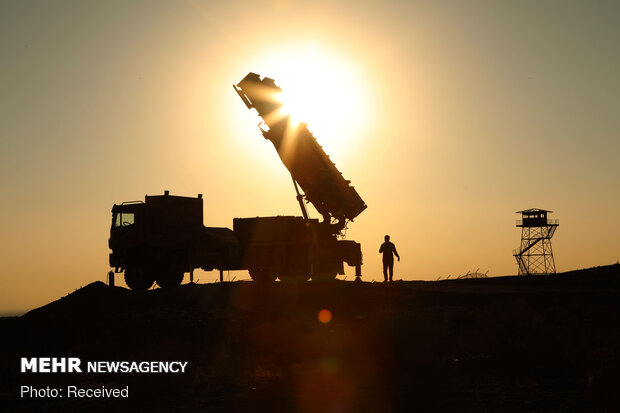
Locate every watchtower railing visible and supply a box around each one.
[515,218,559,226]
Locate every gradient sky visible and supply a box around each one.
[1,0,618,314]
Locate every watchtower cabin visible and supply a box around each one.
[513,208,559,275]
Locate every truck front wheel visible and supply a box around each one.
[124,267,155,291]
[249,268,276,282]
[156,269,184,289]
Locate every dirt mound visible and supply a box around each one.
[2,264,620,412]
[23,281,132,320]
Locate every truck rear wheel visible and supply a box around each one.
[312,271,338,282]
[124,268,155,291]
[278,273,311,282]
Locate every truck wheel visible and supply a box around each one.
[278,273,311,282]
[312,271,337,282]
[249,268,276,282]
[156,270,184,289]
[124,268,155,291]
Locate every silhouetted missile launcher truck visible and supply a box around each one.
[109,73,366,290]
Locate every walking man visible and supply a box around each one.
[379,235,400,282]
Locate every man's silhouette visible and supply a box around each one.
[379,235,400,282]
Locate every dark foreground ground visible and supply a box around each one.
[1,264,620,412]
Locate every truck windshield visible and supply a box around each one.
[114,212,135,227]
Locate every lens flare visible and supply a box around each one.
[318,309,332,323]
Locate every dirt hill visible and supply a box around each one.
[2,264,619,412]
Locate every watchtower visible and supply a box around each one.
[513,208,559,275]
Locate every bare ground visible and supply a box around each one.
[1,264,619,412]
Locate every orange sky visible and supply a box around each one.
[1,0,619,314]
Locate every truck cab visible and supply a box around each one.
[109,191,241,290]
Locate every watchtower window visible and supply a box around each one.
[115,212,135,227]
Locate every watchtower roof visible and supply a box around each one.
[516,208,553,214]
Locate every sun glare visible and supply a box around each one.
[274,91,304,127]
[250,46,370,157]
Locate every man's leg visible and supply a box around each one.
[388,261,394,281]
[383,261,388,281]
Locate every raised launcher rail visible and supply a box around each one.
[234,73,367,234]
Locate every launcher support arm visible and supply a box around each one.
[291,176,309,221]
[234,72,367,236]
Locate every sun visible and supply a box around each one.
[249,46,370,158]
